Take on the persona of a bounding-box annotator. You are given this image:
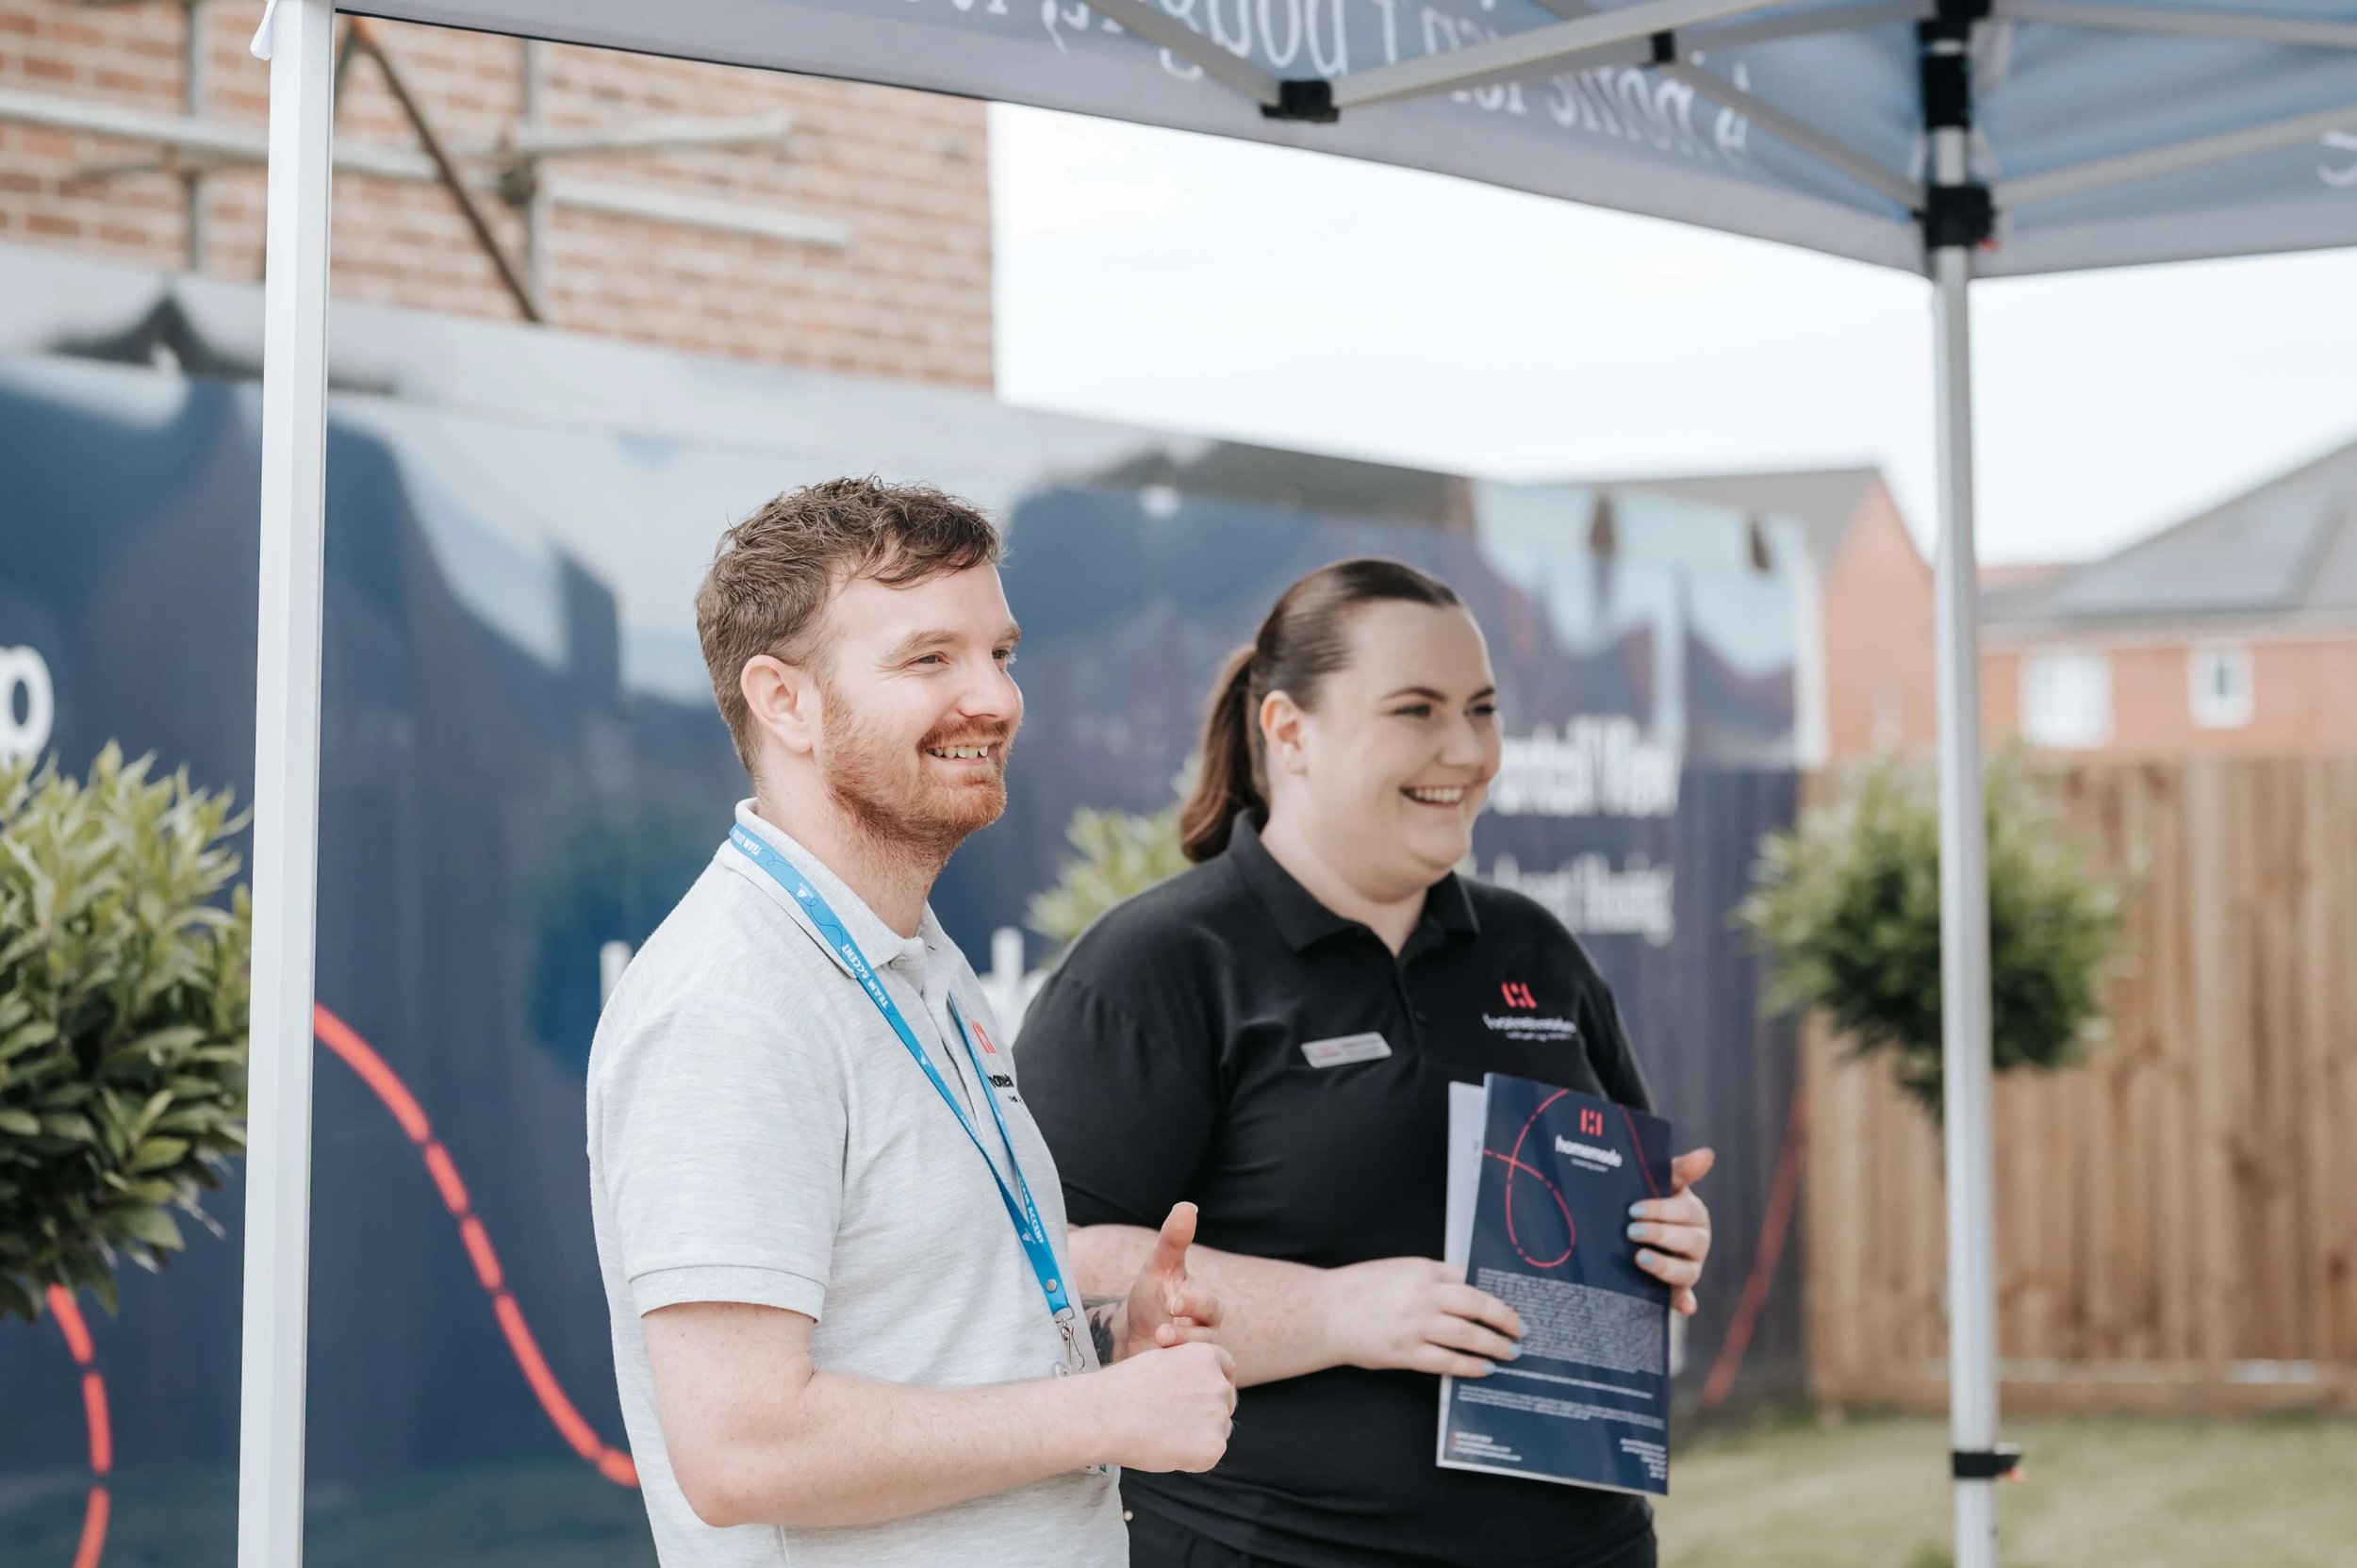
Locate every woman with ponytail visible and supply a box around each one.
[1178,642,1265,865]
[1018,559,1716,1568]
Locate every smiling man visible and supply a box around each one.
[586,478,1238,1567]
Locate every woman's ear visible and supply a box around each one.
[1261,690,1308,778]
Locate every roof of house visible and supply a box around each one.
[1977,561,2075,621]
[1574,466,1887,568]
[1986,436,2357,635]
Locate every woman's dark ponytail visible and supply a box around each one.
[1178,644,1263,863]
[1177,558,1463,865]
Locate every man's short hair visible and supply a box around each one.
[696,476,1003,773]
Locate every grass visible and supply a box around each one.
[1657,1411,2356,1568]
[9,1412,2348,1565]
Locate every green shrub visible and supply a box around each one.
[1737,744,2127,1122]
[1025,762,1200,953]
[0,746,252,1319]
[1025,800,1192,952]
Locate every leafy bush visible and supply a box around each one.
[1737,744,2127,1122]
[1025,775,1193,952]
[0,746,252,1319]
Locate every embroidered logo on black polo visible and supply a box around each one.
[1481,1007,1580,1042]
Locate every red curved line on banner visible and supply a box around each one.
[311,1004,637,1488]
[1699,1089,1807,1411]
[45,1284,111,1568]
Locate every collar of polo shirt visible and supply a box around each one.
[1221,813,1480,953]
[730,801,935,977]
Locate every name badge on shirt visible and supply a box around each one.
[1300,1032,1393,1068]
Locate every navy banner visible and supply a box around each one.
[0,247,1803,1566]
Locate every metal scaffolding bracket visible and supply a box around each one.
[10,11,849,306]
[348,16,545,321]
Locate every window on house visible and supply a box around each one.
[2020,649,2111,749]
[2188,643,2254,730]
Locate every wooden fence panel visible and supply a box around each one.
[1804,756,2357,1413]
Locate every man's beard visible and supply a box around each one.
[816,685,1014,866]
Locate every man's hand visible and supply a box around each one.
[1629,1147,1715,1316]
[1082,1340,1238,1474]
[1320,1257,1525,1378]
[643,1297,1236,1527]
[1097,1201,1223,1363]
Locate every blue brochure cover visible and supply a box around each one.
[1437,1073,1673,1494]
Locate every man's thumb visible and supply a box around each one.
[1152,1201,1198,1268]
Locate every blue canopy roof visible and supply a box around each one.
[343,0,2357,275]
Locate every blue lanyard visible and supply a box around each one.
[727,826,1085,1373]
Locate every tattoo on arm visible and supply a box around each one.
[1082,1296,1124,1367]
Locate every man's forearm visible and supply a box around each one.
[698,1367,1109,1528]
[1084,1296,1129,1367]
[1071,1225,1338,1388]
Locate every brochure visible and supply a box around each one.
[1438,1073,1673,1494]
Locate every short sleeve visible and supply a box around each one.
[1017,963,1221,1231]
[595,999,845,1319]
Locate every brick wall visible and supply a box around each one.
[1820,482,1939,761]
[0,0,994,385]
[1985,634,2357,756]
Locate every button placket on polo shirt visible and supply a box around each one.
[1350,929,1426,1059]
[893,946,984,1131]
[1389,916,1455,1048]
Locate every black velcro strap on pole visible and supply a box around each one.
[1261,79,1339,124]
[1922,184,1994,250]
[1919,47,1970,130]
[1952,1444,2023,1481]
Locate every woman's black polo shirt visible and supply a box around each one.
[1018,816,1656,1568]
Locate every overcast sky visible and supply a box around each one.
[992,105,2357,567]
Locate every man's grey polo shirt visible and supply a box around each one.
[586,801,1126,1567]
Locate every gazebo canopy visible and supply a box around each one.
[324,0,2357,274]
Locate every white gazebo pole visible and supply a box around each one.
[239,1,337,1565]
[1921,5,2009,1567]
[1932,228,2002,1568]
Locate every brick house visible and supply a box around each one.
[1607,449,2357,765]
[1602,467,1939,766]
[1982,437,2357,757]
[0,0,992,383]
